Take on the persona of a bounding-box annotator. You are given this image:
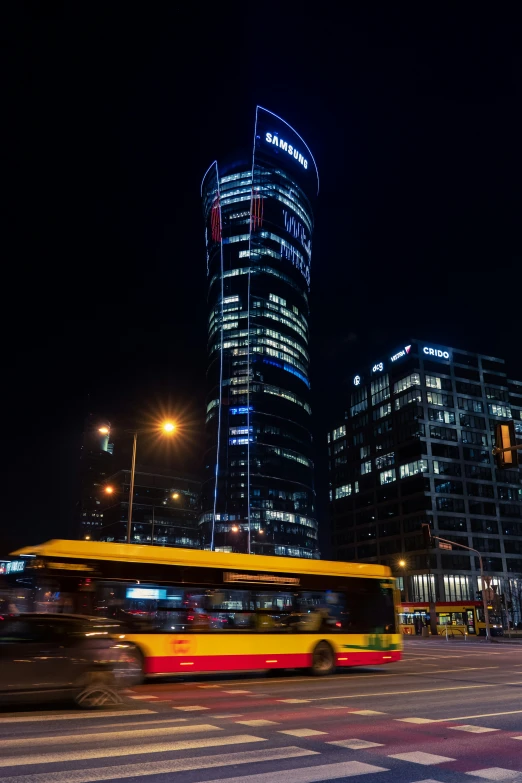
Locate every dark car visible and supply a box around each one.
[0,614,142,708]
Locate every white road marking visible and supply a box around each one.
[129,695,159,700]
[433,709,522,722]
[198,684,221,688]
[0,734,266,768]
[173,705,209,711]
[205,760,390,782]
[308,683,496,701]
[0,710,155,724]
[464,769,522,780]
[328,739,384,749]
[351,710,387,716]
[0,746,317,783]
[389,752,455,765]
[320,706,347,710]
[210,714,244,718]
[396,718,437,724]
[279,699,311,703]
[224,690,252,694]
[279,729,327,737]
[450,725,499,733]
[0,723,223,748]
[236,719,279,726]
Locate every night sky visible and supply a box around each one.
[4,5,522,556]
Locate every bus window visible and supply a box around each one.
[207,590,254,630]
[466,609,476,633]
[255,592,294,631]
[297,592,346,631]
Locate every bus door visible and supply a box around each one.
[466,609,476,634]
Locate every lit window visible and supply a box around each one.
[333,425,346,441]
[361,460,372,475]
[400,459,428,479]
[394,373,421,394]
[335,484,352,499]
[425,375,442,389]
[375,452,394,469]
[380,469,396,485]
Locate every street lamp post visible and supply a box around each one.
[398,559,409,602]
[127,430,138,546]
[115,421,177,546]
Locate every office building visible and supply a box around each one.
[328,339,522,622]
[200,107,319,557]
[96,466,201,548]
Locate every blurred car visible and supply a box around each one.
[0,614,142,708]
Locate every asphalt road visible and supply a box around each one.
[1,637,522,783]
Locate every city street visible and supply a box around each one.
[1,638,522,783]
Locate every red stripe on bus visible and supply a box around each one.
[336,650,401,666]
[143,649,401,675]
[144,653,311,674]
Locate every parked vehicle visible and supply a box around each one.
[0,614,142,707]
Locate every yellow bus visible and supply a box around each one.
[9,540,402,676]
[398,601,503,637]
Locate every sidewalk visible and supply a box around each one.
[404,633,522,644]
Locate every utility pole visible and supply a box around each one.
[433,535,491,642]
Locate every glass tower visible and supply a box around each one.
[201,107,319,558]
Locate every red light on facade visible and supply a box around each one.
[250,189,264,230]
[211,195,221,242]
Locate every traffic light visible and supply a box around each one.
[421,523,433,549]
[494,421,518,469]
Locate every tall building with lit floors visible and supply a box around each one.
[200,106,319,558]
[328,340,522,625]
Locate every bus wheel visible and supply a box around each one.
[310,641,335,676]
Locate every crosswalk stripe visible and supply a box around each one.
[389,752,455,765]
[0,723,222,748]
[0,746,318,783]
[0,734,266,768]
[204,760,390,782]
[0,710,155,724]
[450,725,499,733]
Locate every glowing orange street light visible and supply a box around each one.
[104,486,114,495]
[231,525,239,532]
[259,529,264,534]
[398,559,406,568]
[172,493,180,500]
[125,420,179,544]
[98,426,109,435]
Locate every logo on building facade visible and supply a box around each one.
[353,375,361,386]
[372,362,384,373]
[423,346,450,359]
[390,345,412,362]
[265,133,308,169]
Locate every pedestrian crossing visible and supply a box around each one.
[1,708,522,783]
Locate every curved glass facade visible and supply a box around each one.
[201,107,319,558]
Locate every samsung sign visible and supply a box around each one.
[423,346,450,360]
[265,133,308,169]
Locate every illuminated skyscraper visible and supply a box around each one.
[201,107,319,558]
